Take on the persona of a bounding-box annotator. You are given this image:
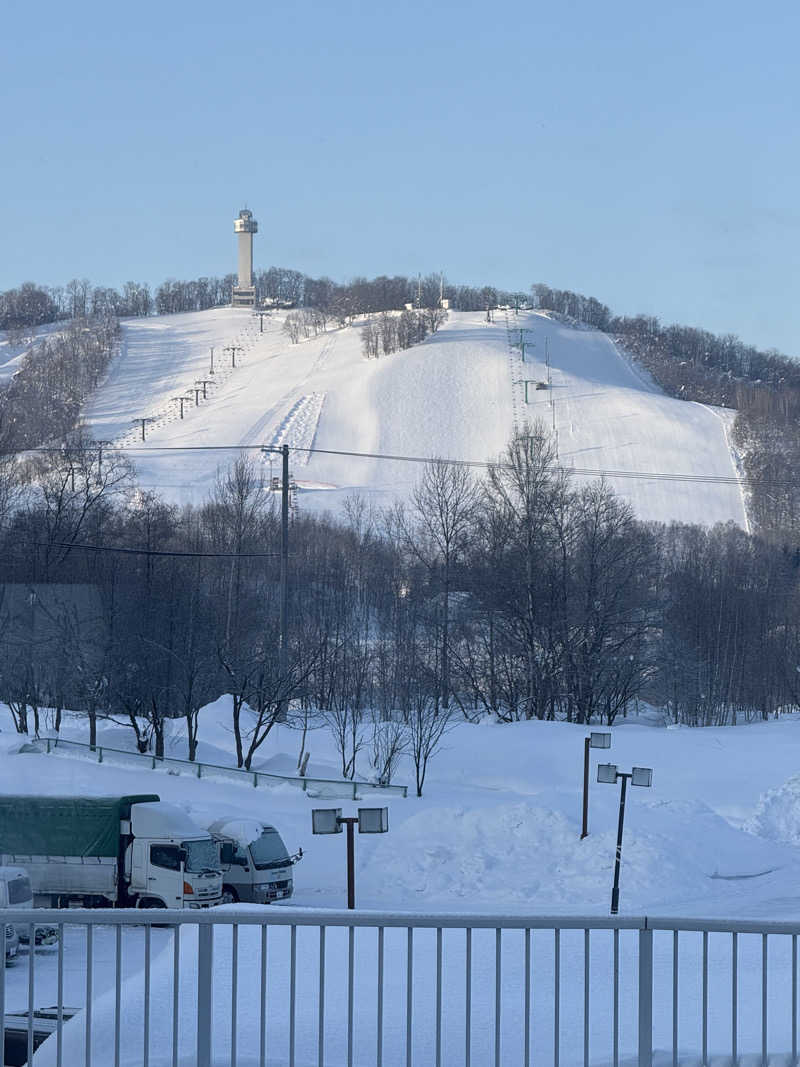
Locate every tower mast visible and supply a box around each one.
[232,208,258,307]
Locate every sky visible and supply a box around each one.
[2,0,799,356]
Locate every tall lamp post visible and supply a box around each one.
[581,731,611,839]
[311,808,389,909]
[597,764,653,914]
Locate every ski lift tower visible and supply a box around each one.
[232,208,258,307]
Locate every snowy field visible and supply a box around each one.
[4,704,800,1063]
[83,308,747,526]
[3,705,800,1064]
[5,701,800,920]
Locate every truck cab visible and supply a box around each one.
[209,820,299,904]
[0,866,58,943]
[0,866,33,938]
[126,803,222,908]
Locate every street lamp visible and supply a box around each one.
[311,807,389,909]
[581,731,611,839]
[597,764,653,914]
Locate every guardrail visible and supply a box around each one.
[3,907,800,1066]
[37,735,408,799]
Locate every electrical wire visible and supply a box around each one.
[34,540,283,559]
[8,442,798,490]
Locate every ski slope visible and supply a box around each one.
[84,308,747,526]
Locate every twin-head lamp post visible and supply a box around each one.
[311,807,389,909]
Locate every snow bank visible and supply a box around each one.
[747,774,800,847]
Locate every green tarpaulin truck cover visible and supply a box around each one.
[0,795,160,857]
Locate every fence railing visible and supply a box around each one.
[4,907,800,1066]
[36,735,408,799]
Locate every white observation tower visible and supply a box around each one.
[232,208,258,307]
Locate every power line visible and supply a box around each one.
[34,540,283,559]
[9,441,798,490]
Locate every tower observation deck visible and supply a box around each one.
[232,208,258,307]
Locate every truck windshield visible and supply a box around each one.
[182,839,219,874]
[250,829,291,870]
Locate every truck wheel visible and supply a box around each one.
[221,886,239,904]
[138,897,166,909]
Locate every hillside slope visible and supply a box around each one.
[83,308,747,526]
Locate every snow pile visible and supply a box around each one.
[359,795,790,913]
[746,774,800,847]
[204,816,265,849]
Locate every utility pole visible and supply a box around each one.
[279,443,290,720]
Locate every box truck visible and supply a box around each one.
[0,795,222,909]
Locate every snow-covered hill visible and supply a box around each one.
[84,307,747,526]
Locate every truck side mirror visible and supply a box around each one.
[220,843,235,865]
[178,848,188,868]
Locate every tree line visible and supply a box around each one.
[0,316,118,451]
[0,426,796,798]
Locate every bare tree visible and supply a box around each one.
[390,459,479,709]
[406,688,453,797]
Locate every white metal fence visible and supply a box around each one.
[3,908,800,1066]
[36,736,409,799]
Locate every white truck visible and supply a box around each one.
[0,794,222,909]
[209,818,301,904]
[0,865,58,943]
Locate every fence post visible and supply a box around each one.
[197,923,213,1067]
[638,927,653,1067]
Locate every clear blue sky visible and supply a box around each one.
[2,0,798,355]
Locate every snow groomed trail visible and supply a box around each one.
[506,310,748,527]
[84,307,747,526]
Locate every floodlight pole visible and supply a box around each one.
[279,443,290,718]
[581,732,610,839]
[340,817,358,909]
[611,772,631,915]
[581,736,591,839]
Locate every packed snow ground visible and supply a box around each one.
[4,704,800,1064]
[83,308,747,526]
